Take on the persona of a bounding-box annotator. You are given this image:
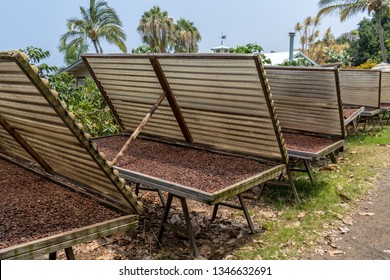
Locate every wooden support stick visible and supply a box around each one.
[0,114,53,173]
[149,57,194,143]
[111,92,166,165]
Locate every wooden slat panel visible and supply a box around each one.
[84,54,286,162]
[0,51,142,214]
[340,69,380,108]
[265,66,343,137]
[158,58,282,159]
[381,71,390,103]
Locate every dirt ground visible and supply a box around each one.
[50,166,390,260]
[307,169,390,260]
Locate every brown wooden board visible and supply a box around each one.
[340,69,381,109]
[0,51,142,214]
[265,66,345,139]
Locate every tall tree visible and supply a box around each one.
[318,0,390,63]
[174,18,201,53]
[59,0,126,64]
[137,6,175,53]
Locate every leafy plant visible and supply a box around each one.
[20,46,58,77]
[50,74,119,136]
[228,43,271,64]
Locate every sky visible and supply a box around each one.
[0,0,368,67]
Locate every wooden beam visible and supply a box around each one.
[334,69,346,139]
[111,92,166,165]
[0,114,53,173]
[149,57,194,143]
[253,55,288,164]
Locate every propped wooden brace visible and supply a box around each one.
[0,114,53,173]
[149,57,194,143]
[111,92,166,165]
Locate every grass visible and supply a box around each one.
[234,126,390,260]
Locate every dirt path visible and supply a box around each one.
[307,169,390,260]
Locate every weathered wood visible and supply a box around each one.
[0,215,138,260]
[0,114,53,172]
[112,92,166,165]
[0,51,143,214]
[149,57,193,143]
[83,53,285,163]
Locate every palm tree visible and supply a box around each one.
[59,0,126,60]
[174,18,202,53]
[318,0,390,63]
[137,6,175,53]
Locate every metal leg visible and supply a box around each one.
[288,171,300,203]
[210,204,219,223]
[157,190,166,207]
[65,247,75,260]
[237,194,256,234]
[157,193,173,243]
[257,183,266,200]
[329,152,337,164]
[303,159,313,183]
[49,251,57,260]
[178,197,199,258]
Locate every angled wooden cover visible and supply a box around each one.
[381,71,390,104]
[339,69,381,108]
[0,51,142,214]
[265,66,345,138]
[83,53,287,163]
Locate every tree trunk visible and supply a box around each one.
[376,11,388,63]
[92,40,100,54]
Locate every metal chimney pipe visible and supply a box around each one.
[288,32,296,63]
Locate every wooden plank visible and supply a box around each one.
[0,215,138,260]
[112,92,166,165]
[253,56,288,164]
[149,57,193,143]
[0,114,53,173]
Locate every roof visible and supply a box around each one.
[211,45,230,51]
[58,59,85,74]
[0,50,142,214]
[263,51,317,66]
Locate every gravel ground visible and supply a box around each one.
[0,158,121,249]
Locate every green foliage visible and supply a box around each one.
[49,74,119,136]
[131,45,160,54]
[318,0,390,63]
[278,58,312,66]
[345,17,390,65]
[228,43,271,64]
[20,46,58,77]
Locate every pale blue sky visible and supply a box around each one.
[0,0,367,67]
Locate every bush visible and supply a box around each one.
[49,73,119,137]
